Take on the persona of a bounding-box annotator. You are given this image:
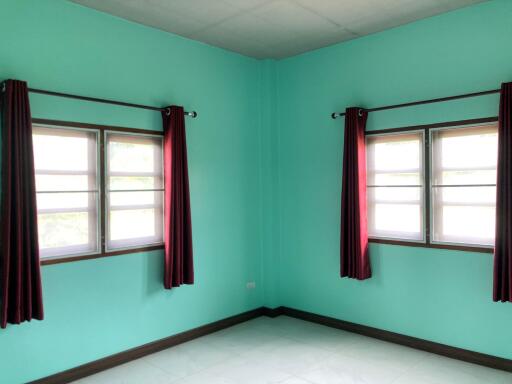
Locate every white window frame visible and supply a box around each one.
[366,130,426,243]
[105,131,165,252]
[33,125,101,260]
[429,124,497,248]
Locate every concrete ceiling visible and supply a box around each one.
[70,0,486,59]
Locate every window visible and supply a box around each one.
[431,125,497,246]
[106,133,164,250]
[33,126,100,258]
[366,132,424,241]
[366,121,498,250]
[32,122,165,262]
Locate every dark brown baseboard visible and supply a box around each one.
[262,306,283,318]
[29,307,264,384]
[29,305,512,383]
[279,306,512,373]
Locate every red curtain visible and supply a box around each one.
[0,80,44,328]
[162,106,194,289]
[494,82,512,302]
[340,107,371,280]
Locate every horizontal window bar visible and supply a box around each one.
[368,185,422,188]
[38,208,94,214]
[435,202,495,207]
[369,238,493,254]
[435,166,496,172]
[35,170,93,175]
[430,238,494,247]
[108,189,164,193]
[431,184,496,187]
[108,171,161,177]
[108,204,162,211]
[40,244,98,259]
[106,239,163,253]
[367,169,421,174]
[37,190,99,194]
[40,244,165,266]
[369,235,424,242]
[369,201,421,205]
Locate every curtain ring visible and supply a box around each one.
[358,108,364,117]
[1,82,5,93]
[165,107,171,116]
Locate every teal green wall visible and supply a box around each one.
[276,0,512,362]
[0,1,265,383]
[2,1,512,383]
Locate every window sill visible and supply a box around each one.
[40,244,164,266]
[369,238,493,254]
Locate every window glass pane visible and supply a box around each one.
[32,126,99,258]
[369,186,421,203]
[36,175,91,192]
[370,140,420,171]
[374,172,421,186]
[38,211,98,257]
[439,170,496,185]
[108,134,162,173]
[437,186,495,205]
[37,192,96,211]
[368,187,423,240]
[33,128,96,172]
[374,204,422,238]
[367,133,422,186]
[109,209,161,241]
[106,132,164,250]
[367,133,421,170]
[109,191,162,207]
[431,125,497,246]
[435,128,497,170]
[436,206,495,245]
[432,186,495,245]
[109,176,163,190]
[432,126,498,185]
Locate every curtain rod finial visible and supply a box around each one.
[187,111,197,118]
[331,112,340,119]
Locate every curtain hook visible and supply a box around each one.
[165,107,171,116]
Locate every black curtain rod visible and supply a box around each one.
[1,81,197,118]
[331,88,500,119]
[28,88,197,118]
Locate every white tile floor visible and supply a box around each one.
[73,316,512,384]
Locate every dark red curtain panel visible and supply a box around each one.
[162,106,194,289]
[494,82,512,302]
[340,107,371,280]
[0,80,44,328]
